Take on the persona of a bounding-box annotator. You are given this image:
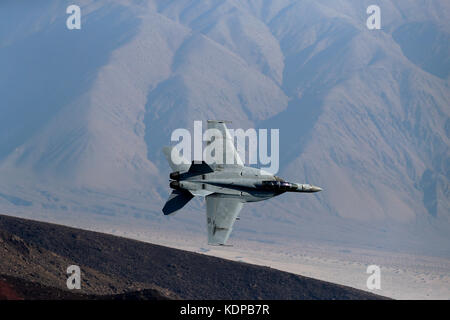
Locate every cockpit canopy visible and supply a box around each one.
[261,180,297,191]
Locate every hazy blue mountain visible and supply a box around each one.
[0,0,449,256]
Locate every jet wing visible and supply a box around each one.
[206,194,243,245]
[207,120,244,166]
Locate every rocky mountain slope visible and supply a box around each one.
[0,214,386,299]
[0,0,449,255]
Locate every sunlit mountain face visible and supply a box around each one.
[0,0,449,256]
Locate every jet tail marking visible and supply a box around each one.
[188,161,214,174]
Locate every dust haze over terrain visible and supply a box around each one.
[0,0,449,299]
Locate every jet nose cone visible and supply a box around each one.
[294,183,323,192]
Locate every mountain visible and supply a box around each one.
[0,214,386,299]
[0,0,449,256]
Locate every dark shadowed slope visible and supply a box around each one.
[0,274,171,300]
[0,274,89,300]
[0,214,386,300]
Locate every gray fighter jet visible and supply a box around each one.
[162,120,322,245]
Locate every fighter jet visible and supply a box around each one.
[162,120,322,245]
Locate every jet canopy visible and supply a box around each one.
[261,180,298,191]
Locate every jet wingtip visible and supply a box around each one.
[207,242,233,247]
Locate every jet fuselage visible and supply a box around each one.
[169,164,321,203]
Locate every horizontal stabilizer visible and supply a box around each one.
[188,161,214,174]
[162,190,194,215]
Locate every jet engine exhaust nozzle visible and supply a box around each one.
[169,180,180,190]
[170,171,181,180]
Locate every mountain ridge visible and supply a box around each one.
[0,0,449,256]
